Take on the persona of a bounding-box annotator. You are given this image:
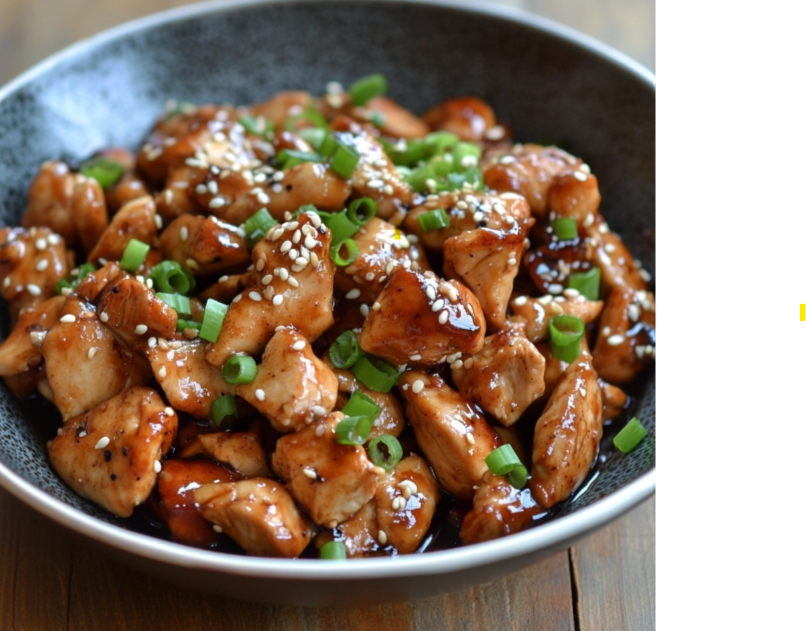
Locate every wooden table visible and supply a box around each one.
[0,0,655,628]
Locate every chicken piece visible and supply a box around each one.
[272,412,377,526]
[460,472,543,544]
[88,196,159,265]
[398,371,500,500]
[547,170,602,227]
[179,429,271,478]
[47,387,177,517]
[41,296,152,420]
[452,328,545,426]
[334,217,427,301]
[96,148,149,214]
[509,293,604,343]
[249,91,314,130]
[22,162,109,253]
[523,223,596,296]
[316,499,380,558]
[585,216,650,293]
[160,215,250,277]
[2,367,47,397]
[261,163,352,222]
[96,275,178,342]
[592,287,656,385]
[155,166,204,222]
[193,478,313,557]
[0,296,64,377]
[0,227,71,317]
[206,212,335,364]
[600,379,629,421]
[236,327,338,433]
[147,338,233,418]
[199,271,257,304]
[157,458,242,547]
[354,96,430,139]
[530,353,603,509]
[375,455,440,554]
[359,268,485,367]
[422,97,497,142]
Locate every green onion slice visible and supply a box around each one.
[551,217,578,241]
[156,292,192,317]
[298,127,328,150]
[329,331,364,369]
[243,208,277,247]
[320,541,347,560]
[418,208,451,232]
[346,198,377,227]
[367,435,403,472]
[549,314,585,364]
[613,417,648,454]
[327,211,360,244]
[352,355,400,393]
[177,319,201,332]
[79,157,125,190]
[199,299,228,343]
[330,142,361,179]
[342,390,380,420]
[284,108,328,131]
[120,239,150,272]
[211,395,238,426]
[319,133,339,158]
[331,238,359,267]
[55,263,96,295]
[278,149,321,170]
[567,267,601,301]
[485,444,529,489]
[238,114,267,136]
[222,355,258,385]
[149,260,195,294]
[424,131,459,154]
[335,415,373,446]
[348,73,387,106]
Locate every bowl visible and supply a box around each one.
[0,0,655,607]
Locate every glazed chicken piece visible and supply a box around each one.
[359,268,485,367]
[155,166,204,222]
[96,148,150,214]
[460,472,543,544]
[47,386,177,517]
[547,169,602,227]
[88,196,159,265]
[531,353,603,509]
[509,293,604,343]
[523,223,595,296]
[0,295,64,378]
[249,91,314,130]
[452,327,545,426]
[261,162,353,221]
[41,295,152,420]
[398,371,500,500]
[316,499,380,558]
[206,212,335,365]
[584,216,650,293]
[157,458,243,547]
[272,412,377,527]
[351,96,430,139]
[193,478,313,557]
[199,270,257,304]
[22,161,108,253]
[592,287,656,385]
[600,379,629,421]
[96,274,178,343]
[179,428,271,478]
[236,326,338,433]
[72,261,123,303]
[160,214,250,277]
[422,97,498,142]
[147,338,233,418]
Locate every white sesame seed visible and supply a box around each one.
[315,424,325,437]
[432,299,446,313]
[486,125,505,140]
[29,331,46,346]
[548,283,564,295]
[272,294,284,306]
[507,257,517,267]
[604,243,617,254]
[372,301,381,312]
[378,529,388,544]
[255,388,266,402]
[628,304,641,322]
[291,340,306,351]
[60,314,76,323]
[134,324,148,335]
[26,284,41,296]
[563,288,580,298]
[195,184,208,195]
[639,269,652,281]
[410,354,422,361]
[212,524,223,534]
[245,291,260,302]
[208,196,226,209]
[635,346,646,359]
[35,238,47,251]
[383,184,394,195]
[35,259,49,272]
[155,364,166,379]
[86,346,99,360]
[500,155,516,164]
[254,259,266,272]
[573,170,588,181]
[607,334,625,346]
[473,211,484,223]
[464,358,474,369]
[360,304,370,317]
[99,312,109,322]
[466,433,476,445]
[153,459,162,473]
[584,213,595,228]
[303,466,317,479]
[513,296,528,307]
[412,379,424,394]
[279,240,292,253]
[438,310,449,325]
[186,258,199,270]
[451,359,464,370]
[276,267,289,281]
[598,223,609,234]
[294,257,308,267]
[95,437,110,449]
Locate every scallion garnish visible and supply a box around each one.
[348,73,387,106]
[485,444,529,489]
[79,157,125,190]
[222,355,258,385]
[199,299,228,343]
[330,142,361,179]
[331,238,359,267]
[211,395,238,426]
[177,319,201,332]
[150,260,195,294]
[352,355,400,393]
[156,292,192,317]
[327,211,361,244]
[320,541,347,560]
[549,314,585,363]
[367,435,403,472]
[284,108,328,131]
[346,198,377,227]
[335,415,373,446]
[55,263,96,295]
[238,114,265,136]
[417,208,451,232]
[613,417,648,454]
[567,267,601,301]
[319,133,339,158]
[551,217,578,241]
[329,331,364,369]
[342,390,380,420]
[277,149,321,170]
[120,239,150,272]
[424,131,459,154]
[243,208,277,247]
[298,127,328,150]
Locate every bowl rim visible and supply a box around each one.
[0,0,655,580]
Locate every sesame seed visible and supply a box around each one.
[27,284,41,296]
[292,229,301,244]
[360,304,370,317]
[291,340,306,351]
[257,191,269,204]
[392,496,406,511]
[276,267,289,281]
[95,437,110,449]
[584,213,595,228]
[87,346,98,359]
[154,459,162,473]
[232,294,243,303]
[246,291,260,302]
[514,296,528,307]
[60,314,76,323]
[35,258,49,272]
[451,359,464,370]
[294,257,308,267]
[412,379,424,394]
[310,405,326,417]
[134,324,148,335]
[431,299,445,312]
[548,283,564,295]
[195,183,208,195]
[635,346,646,359]
[209,196,226,209]
[255,388,266,402]
[378,529,388,544]
[383,184,394,195]
[29,331,46,346]
[507,257,517,267]
[303,466,317,479]
[580,387,587,398]
[473,211,484,222]
[598,223,609,234]
[272,294,284,306]
[438,310,449,325]
[604,243,617,254]
[279,240,292,253]
[372,301,381,311]
[186,258,199,270]
[464,358,474,369]
[315,424,325,437]
[367,178,384,189]
[563,288,580,298]
[573,170,588,181]
[425,178,437,192]
[212,524,223,533]
[466,433,476,445]
[310,251,320,266]
[178,226,188,241]
[639,269,652,281]
[607,334,625,346]
[99,312,109,323]
[410,354,422,361]
[628,304,640,322]
[35,238,47,251]
[580,163,592,174]
[500,155,516,165]
[158,365,167,379]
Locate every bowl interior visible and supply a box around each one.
[0,0,654,548]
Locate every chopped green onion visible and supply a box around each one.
[330,142,361,179]
[331,238,359,267]
[327,211,361,244]
[418,208,451,232]
[243,208,277,247]
[485,444,529,489]
[320,541,347,560]
[120,239,150,272]
[613,417,648,454]
[367,435,403,472]
[352,355,400,393]
[55,263,96,295]
[199,299,228,343]
[156,292,192,317]
[149,260,195,294]
[346,198,377,227]
[567,267,601,301]
[298,127,328,150]
[342,390,380,420]
[277,149,321,170]
[284,108,328,131]
[222,355,258,385]
[424,131,459,154]
[335,415,372,446]
[348,73,387,106]
[368,111,386,127]
[452,142,482,165]
[329,330,364,369]
[379,138,428,167]
[79,157,125,190]
[211,395,238,426]
[238,114,266,136]
[551,217,578,241]
[319,133,339,158]
[549,314,585,364]
[76,263,95,281]
[54,278,73,296]
[177,319,201,332]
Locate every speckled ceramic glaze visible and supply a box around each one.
[0,0,655,606]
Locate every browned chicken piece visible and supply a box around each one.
[422,97,498,142]
[355,96,430,139]
[249,91,314,130]
[88,196,159,265]
[531,353,603,509]
[460,472,543,544]
[199,271,257,304]
[261,162,352,222]
[155,166,204,222]
[452,328,545,426]
[157,458,243,547]
[96,275,178,342]
[179,429,271,478]
[535,341,570,404]
[236,327,338,433]
[334,216,428,302]
[600,379,629,421]
[547,170,602,227]
[359,268,485,367]
[71,260,124,302]
[523,225,595,296]
[584,216,650,293]
[592,287,655,385]
[41,296,152,420]
[3,366,46,397]
[160,215,250,277]
[93,148,149,214]
[398,371,500,500]
[206,212,335,365]
[147,338,233,418]
[0,295,64,377]
[47,386,177,517]
[316,499,380,558]
[193,478,313,557]
[403,190,532,252]
[22,161,109,253]
[272,412,377,527]
[0,227,71,317]
[375,455,440,554]
[509,293,604,343]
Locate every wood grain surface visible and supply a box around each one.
[0,0,655,629]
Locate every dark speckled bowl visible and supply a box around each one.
[0,0,654,607]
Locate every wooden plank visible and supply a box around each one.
[0,488,19,631]
[571,497,655,631]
